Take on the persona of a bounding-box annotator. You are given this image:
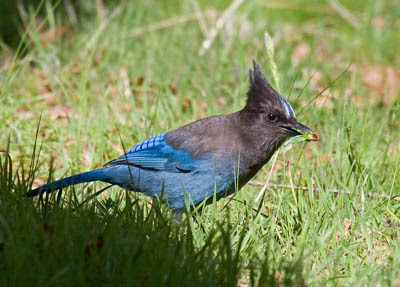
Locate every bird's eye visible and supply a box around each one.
[267,113,277,122]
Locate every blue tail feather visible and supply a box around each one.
[26,168,110,197]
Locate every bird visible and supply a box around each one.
[27,60,314,211]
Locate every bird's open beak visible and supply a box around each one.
[280,121,313,137]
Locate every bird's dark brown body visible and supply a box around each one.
[27,60,313,210]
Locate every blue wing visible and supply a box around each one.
[104,133,201,173]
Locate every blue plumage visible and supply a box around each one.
[27,60,314,211]
[104,133,202,173]
[28,133,234,210]
[127,133,165,153]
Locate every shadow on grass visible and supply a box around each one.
[0,141,306,287]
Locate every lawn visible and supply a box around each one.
[0,0,399,286]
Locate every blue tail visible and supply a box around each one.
[26,168,111,197]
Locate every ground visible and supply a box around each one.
[0,0,399,286]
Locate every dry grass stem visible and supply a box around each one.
[263,2,335,15]
[87,6,122,49]
[248,181,400,201]
[198,0,244,56]
[63,0,77,25]
[255,151,279,202]
[191,0,209,37]
[127,11,215,38]
[327,0,362,29]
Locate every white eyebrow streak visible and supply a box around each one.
[279,97,296,119]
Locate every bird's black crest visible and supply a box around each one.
[245,60,296,119]
[246,60,280,111]
[248,59,270,87]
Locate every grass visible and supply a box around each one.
[0,0,400,285]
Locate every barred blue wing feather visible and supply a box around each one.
[127,133,166,153]
[104,133,200,173]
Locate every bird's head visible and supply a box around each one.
[242,60,313,148]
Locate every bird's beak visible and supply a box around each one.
[280,121,313,137]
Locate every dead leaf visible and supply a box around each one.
[199,101,208,111]
[218,97,227,106]
[40,84,52,94]
[40,26,68,46]
[32,68,48,79]
[16,110,35,120]
[315,89,335,110]
[107,74,117,83]
[17,87,25,97]
[309,69,322,88]
[82,144,92,167]
[33,178,46,189]
[385,66,399,104]
[344,218,351,236]
[41,92,62,107]
[320,153,329,164]
[315,44,328,63]
[291,42,310,66]
[373,17,385,34]
[362,65,400,105]
[394,274,400,287]
[363,66,383,91]
[274,270,281,281]
[50,105,72,121]
[136,76,144,86]
[109,85,118,97]
[49,152,62,169]
[169,83,178,95]
[71,62,83,74]
[182,97,192,109]
[111,142,124,155]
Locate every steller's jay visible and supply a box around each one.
[27,60,314,210]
